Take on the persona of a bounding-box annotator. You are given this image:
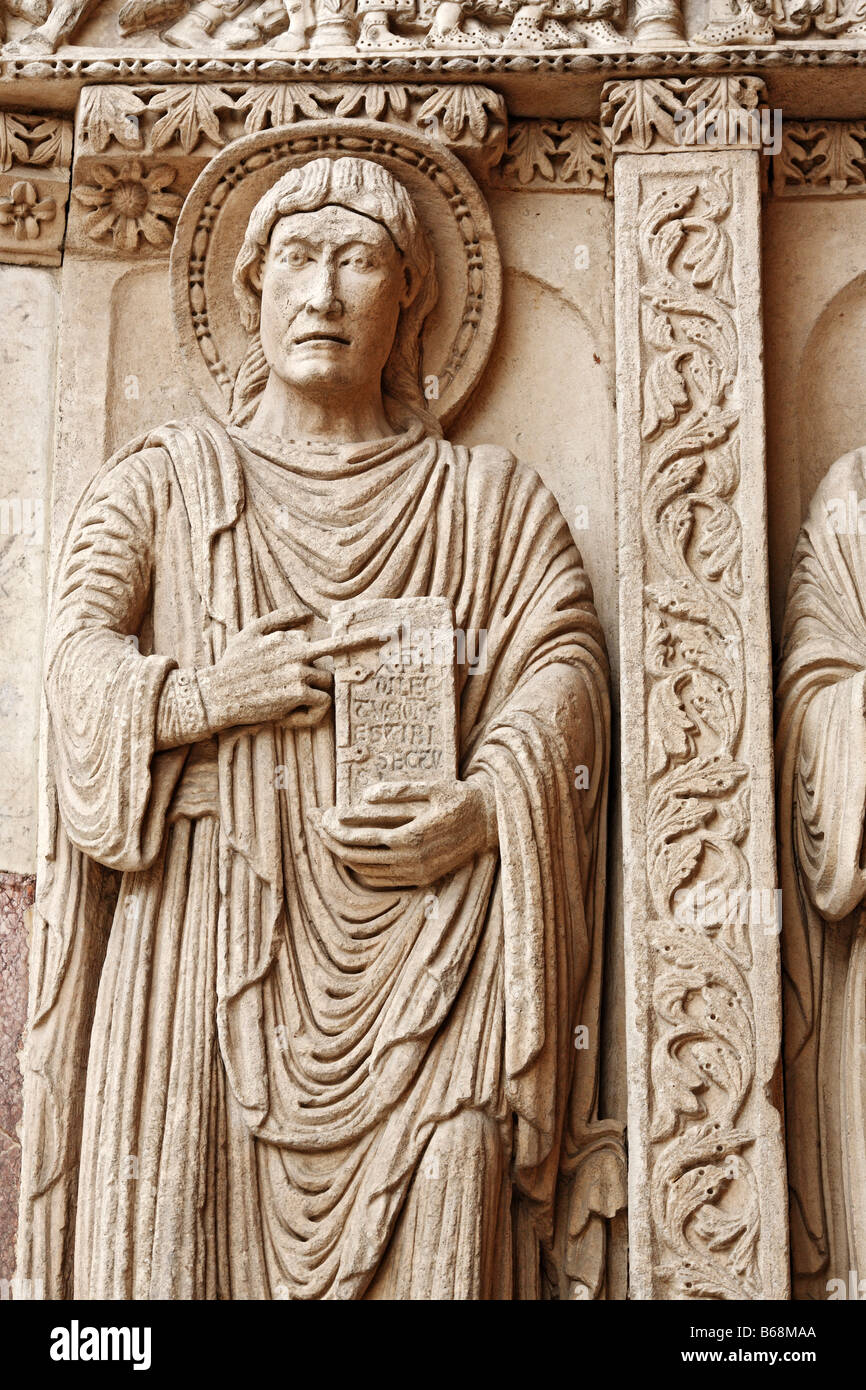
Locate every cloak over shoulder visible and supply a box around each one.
[18,416,622,1298]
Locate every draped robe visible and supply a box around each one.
[777,447,866,1297]
[16,413,615,1300]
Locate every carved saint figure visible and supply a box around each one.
[777,449,866,1297]
[18,153,615,1299]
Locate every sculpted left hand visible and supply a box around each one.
[313,779,498,888]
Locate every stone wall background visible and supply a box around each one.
[0,872,32,1284]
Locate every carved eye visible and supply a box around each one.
[342,250,376,271]
[280,247,311,268]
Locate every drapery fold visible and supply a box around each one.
[777,445,866,1293]
[18,414,619,1299]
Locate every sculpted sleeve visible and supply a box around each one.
[46,447,183,871]
[794,671,866,921]
[459,451,612,1229]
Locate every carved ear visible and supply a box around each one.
[249,258,263,295]
[400,262,420,310]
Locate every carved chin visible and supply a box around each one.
[271,355,356,389]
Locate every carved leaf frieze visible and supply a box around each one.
[492,118,608,192]
[76,86,147,151]
[775,119,866,195]
[147,82,235,152]
[77,80,506,163]
[601,76,765,154]
[414,84,503,143]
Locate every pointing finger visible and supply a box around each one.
[254,608,313,637]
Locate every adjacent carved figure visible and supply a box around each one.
[777,451,866,1297]
[16,142,620,1298]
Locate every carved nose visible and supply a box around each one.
[307,268,340,314]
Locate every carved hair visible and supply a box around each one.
[231,157,440,432]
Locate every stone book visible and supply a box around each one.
[329,596,458,815]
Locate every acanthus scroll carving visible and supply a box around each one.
[636,164,762,1299]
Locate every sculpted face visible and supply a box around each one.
[256,205,415,397]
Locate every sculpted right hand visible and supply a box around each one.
[196,609,332,733]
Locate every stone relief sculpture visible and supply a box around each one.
[602,76,789,1301]
[777,452,866,1299]
[5,0,866,53]
[15,122,624,1299]
[1,0,627,52]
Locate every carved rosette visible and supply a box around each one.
[604,77,788,1300]
[67,80,507,257]
[0,110,71,265]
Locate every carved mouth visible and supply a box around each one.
[293,332,351,347]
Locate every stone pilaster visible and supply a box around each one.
[602,76,789,1300]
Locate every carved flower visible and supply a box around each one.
[74,160,183,251]
[0,180,56,241]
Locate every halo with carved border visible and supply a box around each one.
[170,118,502,426]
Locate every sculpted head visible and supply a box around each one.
[232,157,439,431]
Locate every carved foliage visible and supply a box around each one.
[0,109,70,265]
[78,80,506,163]
[637,165,761,1299]
[491,119,609,193]
[775,120,866,195]
[601,76,765,154]
[0,109,69,171]
[70,80,508,255]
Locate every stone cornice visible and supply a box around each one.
[4,47,866,121]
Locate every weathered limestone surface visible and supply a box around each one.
[0,267,56,875]
[605,79,789,1300]
[0,871,33,1287]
